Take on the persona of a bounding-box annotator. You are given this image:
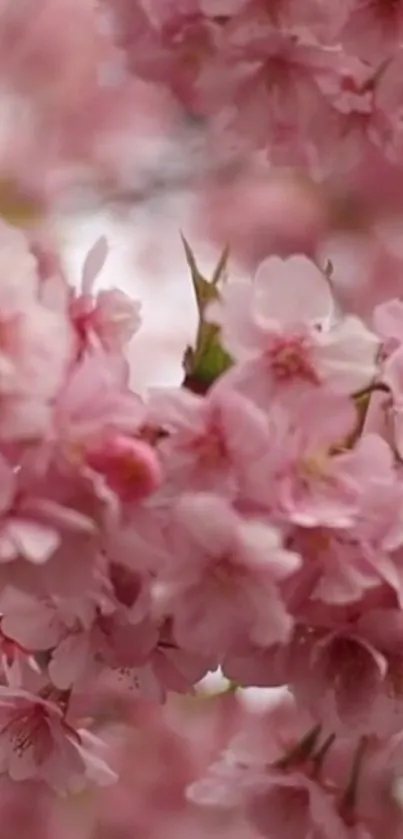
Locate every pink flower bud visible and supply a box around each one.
[86,433,163,501]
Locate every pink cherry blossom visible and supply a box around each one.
[232,390,359,527]
[285,434,403,604]
[339,0,403,62]
[291,629,390,734]
[311,57,400,181]
[147,382,287,496]
[49,612,157,694]
[0,454,66,565]
[155,492,300,657]
[31,348,148,505]
[200,166,329,267]
[0,686,116,792]
[208,255,379,406]
[199,17,340,160]
[0,221,73,440]
[70,237,142,353]
[245,772,348,839]
[85,432,163,502]
[190,691,350,838]
[0,0,158,201]
[0,618,39,688]
[318,228,403,322]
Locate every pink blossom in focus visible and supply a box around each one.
[208,255,379,406]
[85,432,163,502]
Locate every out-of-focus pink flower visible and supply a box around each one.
[0,0,111,104]
[200,168,329,266]
[339,0,403,62]
[319,227,403,322]
[107,0,228,111]
[0,617,39,688]
[190,690,350,838]
[0,221,73,440]
[0,454,67,565]
[246,772,347,839]
[205,23,339,155]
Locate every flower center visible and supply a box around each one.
[3,704,47,759]
[299,451,330,481]
[191,432,227,467]
[210,553,243,593]
[267,335,319,384]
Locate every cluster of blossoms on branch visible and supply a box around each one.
[0,208,403,838]
[3,1,403,839]
[99,0,403,282]
[107,0,403,179]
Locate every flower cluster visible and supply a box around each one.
[0,200,400,836]
[107,0,403,180]
[1,1,403,838]
[178,249,403,839]
[105,0,403,271]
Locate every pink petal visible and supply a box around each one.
[1,592,61,649]
[175,493,237,556]
[73,730,118,787]
[374,298,403,342]
[24,499,96,534]
[253,255,333,326]
[239,521,301,579]
[49,633,89,689]
[0,456,15,513]
[317,316,379,393]
[7,519,60,564]
[74,750,117,789]
[384,345,403,400]
[8,740,38,782]
[147,387,204,431]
